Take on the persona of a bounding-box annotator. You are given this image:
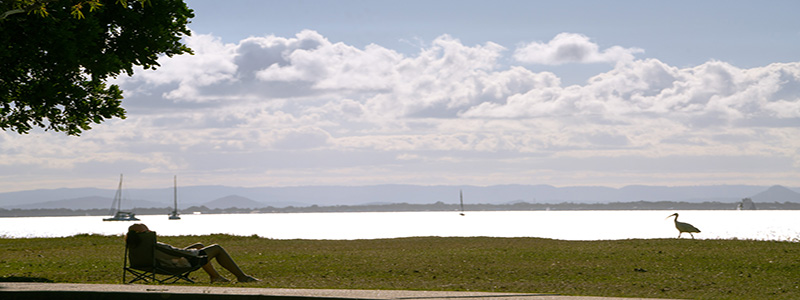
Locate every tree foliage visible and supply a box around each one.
[0,0,194,135]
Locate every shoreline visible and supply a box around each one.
[3,200,793,217]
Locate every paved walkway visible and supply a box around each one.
[0,282,682,300]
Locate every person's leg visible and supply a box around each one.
[201,244,259,282]
[185,243,229,282]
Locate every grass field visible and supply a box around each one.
[1,234,799,299]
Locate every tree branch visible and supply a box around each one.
[0,8,25,20]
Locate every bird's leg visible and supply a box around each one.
[689,233,694,239]
[677,233,682,238]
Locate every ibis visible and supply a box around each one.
[666,213,700,239]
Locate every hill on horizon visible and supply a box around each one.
[6,196,165,210]
[2,184,799,210]
[202,195,264,209]
[749,185,800,203]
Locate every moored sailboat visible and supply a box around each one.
[168,175,181,220]
[103,174,140,221]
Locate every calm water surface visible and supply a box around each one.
[1,210,798,241]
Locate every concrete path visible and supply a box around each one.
[0,282,683,300]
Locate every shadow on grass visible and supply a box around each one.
[0,276,53,283]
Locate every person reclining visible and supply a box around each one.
[127,223,260,283]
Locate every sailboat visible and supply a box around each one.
[168,175,181,220]
[103,174,140,221]
[459,189,465,216]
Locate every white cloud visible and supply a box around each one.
[513,33,644,65]
[12,31,800,190]
[119,33,238,101]
[257,40,405,92]
[462,59,800,126]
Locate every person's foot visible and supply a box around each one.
[237,275,261,283]
[211,276,230,283]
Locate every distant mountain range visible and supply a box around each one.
[202,195,265,209]
[1,184,799,210]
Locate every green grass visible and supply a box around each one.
[2,235,799,299]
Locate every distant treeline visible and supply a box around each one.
[3,200,800,217]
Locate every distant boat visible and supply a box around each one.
[459,190,465,216]
[168,175,181,220]
[103,174,140,221]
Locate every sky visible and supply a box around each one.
[2,0,800,192]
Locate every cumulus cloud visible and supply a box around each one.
[116,33,238,101]
[513,33,644,65]
[15,30,800,189]
[462,59,800,126]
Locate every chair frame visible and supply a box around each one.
[122,231,207,284]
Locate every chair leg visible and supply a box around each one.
[123,246,128,283]
[159,272,196,284]
[124,266,200,284]
[124,268,152,284]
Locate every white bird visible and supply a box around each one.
[667,213,700,239]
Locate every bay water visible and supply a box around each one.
[1,210,798,241]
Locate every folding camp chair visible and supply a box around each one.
[123,231,207,284]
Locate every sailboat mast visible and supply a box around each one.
[459,189,465,216]
[168,175,181,219]
[109,174,123,214]
[118,174,123,212]
[173,175,178,210]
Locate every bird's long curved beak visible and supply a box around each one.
[665,213,676,220]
